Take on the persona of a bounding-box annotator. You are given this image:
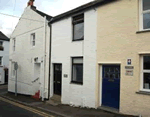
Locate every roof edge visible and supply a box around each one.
[50,0,116,24]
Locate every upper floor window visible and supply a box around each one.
[72,14,84,41]
[31,33,35,46]
[0,41,3,51]
[13,38,15,51]
[140,0,150,30]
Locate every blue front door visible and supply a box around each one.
[102,65,120,109]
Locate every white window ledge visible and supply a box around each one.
[136,29,150,34]
[136,91,150,95]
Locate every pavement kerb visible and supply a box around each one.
[0,94,139,117]
[0,94,69,117]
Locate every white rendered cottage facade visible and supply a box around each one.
[50,5,97,108]
[8,2,52,100]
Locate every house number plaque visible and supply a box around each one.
[64,74,68,78]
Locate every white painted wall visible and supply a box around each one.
[8,6,50,98]
[0,40,9,84]
[51,9,97,108]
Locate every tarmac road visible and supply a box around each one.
[0,96,55,117]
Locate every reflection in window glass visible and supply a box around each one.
[143,0,150,11]
[73,65,83,82]
[72,57,83,83]
[143,73,150,89]
[143,56,150,69]
[143,13,150,29]
[103,66,120,79]
[74,22,84,40]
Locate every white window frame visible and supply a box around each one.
[71,57,83,84]
[13,38,16,52]
[140,55,150,92]
[139,0,150,30]
[31,33,35,47]
[0,57,3,66]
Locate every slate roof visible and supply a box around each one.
[31,6,53,21]
[0,31,9,41]
[50,0,116,23]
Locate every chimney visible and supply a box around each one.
[27,0,35,6]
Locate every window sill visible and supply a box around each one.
[30,46,35,50]
[136,91,150,95]
[70,81,83,85]
[72,38,84,42]
[136,29,150,34]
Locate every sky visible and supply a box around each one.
[0,0,94,37]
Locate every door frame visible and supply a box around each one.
[53,63,62,96]
[99,63,121,109]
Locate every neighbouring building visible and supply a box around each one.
[0,31,9,84]
[8,0,52,100]
[95,0,150,117]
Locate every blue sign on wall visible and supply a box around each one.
[127,59,131,65]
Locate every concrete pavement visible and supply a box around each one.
[0,84,138,117]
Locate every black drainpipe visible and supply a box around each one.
[48,21,52,100]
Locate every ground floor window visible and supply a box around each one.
[71,57,83,84]
[141,55,150,90]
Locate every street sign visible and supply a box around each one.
[14,62,18,70]
[14,62,18,96]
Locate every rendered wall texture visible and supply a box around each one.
[96,0,150,116]
[8,6,50,98]
[51,9,97,108]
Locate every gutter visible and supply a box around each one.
[42,16,47,101]
[48,18,53,100]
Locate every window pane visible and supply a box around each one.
[143,0,150,11]
[0,41,3,46]
[33,34,35,40]
[73,58,83,64]
[32,41,35,46]
[143,73,150,89]
[73,64,83,82]
[74,22,84,40]
[143,56,150,69]
[143,13,150,29]
[0,57,2,65]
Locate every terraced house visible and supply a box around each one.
[95,0,150,116]
[8,0,52,100]
[0,31,9,85]
[8,0,150,116]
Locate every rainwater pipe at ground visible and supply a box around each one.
[139,114,142,117]
[42,16,47,101]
